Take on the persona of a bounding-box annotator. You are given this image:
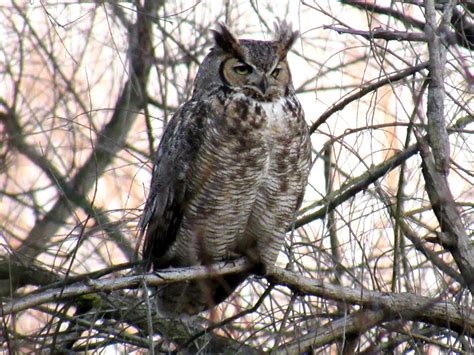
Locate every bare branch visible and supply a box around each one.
[267,265,474,335]
[15,1,162,263]
[1,259,252,315]
[324,25,427,42]
[0,108,134,261]
[310,62,428,133]
[419,140,474,293]
[419,0,474,293]
[2,260,472,337]
[424,0,451,174]
[339,0,426,29]
[275,309,386,353]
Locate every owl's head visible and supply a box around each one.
[192,22,299,101]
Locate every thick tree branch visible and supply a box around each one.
[424,0,451,174]
[275,309,386,353]
[419,140,474,294]
[267,266,474,335]
[420,0,474,294]
[0,259,252,315]
[2,260,472,338]
[0,257,254,353]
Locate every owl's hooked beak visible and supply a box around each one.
[245,74,271,98]
[256,75,269,96]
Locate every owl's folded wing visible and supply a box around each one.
[139,101,206,270]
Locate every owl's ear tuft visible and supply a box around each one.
[211,23,244,58]
[274,21,299,60]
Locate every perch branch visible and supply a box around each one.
[2,259,472,338]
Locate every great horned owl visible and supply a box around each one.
[139,23,311,317]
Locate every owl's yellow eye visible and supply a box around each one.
[271,67,282,78]
[233,63,252,75]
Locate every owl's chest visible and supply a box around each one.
[198,94,306,191]
[258,100,296,148]
[217,94,301,150]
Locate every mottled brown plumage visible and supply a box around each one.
[139,22,311,317]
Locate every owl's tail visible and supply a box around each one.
[154,272,248,318]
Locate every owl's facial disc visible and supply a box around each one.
[222,57,290,100]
